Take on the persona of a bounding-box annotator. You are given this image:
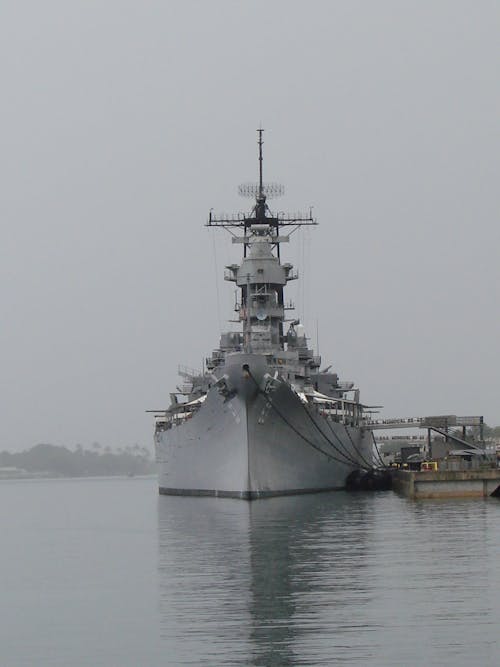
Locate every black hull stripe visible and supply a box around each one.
[159,485,344,500]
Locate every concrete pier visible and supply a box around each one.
[391,469,500,499]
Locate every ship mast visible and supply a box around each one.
[207,130,317,353]
[258,127,264,199]
[207,130,316,234]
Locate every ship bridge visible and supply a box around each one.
[207,128,316,358]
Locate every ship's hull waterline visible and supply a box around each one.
[156,356,372,500]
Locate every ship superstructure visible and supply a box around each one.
[154,131,375,498]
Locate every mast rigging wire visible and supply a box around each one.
[371,431,387,468]
[295,388,374,470]
[210,228,222,331]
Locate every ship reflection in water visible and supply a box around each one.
[158,493,373,666]
[157,492,498,667]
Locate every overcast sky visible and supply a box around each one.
[1,0,499,452]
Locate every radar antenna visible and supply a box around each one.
[238,182,285,199]
[238,129,285,199]
[208,129,316,233]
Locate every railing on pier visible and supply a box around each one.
[366,415,484,430]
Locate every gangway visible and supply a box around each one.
[366,414,483,432]
[430,427,484,451]
[367,417,427,430]
[366,414,485,459]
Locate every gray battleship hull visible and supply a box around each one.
[154,135,377,499]
[156,358,372,499]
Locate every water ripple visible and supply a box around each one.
[158,492,500,666]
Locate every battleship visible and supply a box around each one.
[154,131,376,499]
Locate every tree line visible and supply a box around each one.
[0,443,155,477]
[483,424,500,439]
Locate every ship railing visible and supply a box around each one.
[156,393,207,431]
[176,383,193,395]
[366,417,425,427]
[376,435,427,441]
[456,416,483,426]
[337,381,355,391]
[155,409,196,432]
[178,364,202,379]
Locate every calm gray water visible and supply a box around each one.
[0,477,498,666]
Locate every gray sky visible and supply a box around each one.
[1,0,499,452]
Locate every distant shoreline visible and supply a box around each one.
[0,443,156,479]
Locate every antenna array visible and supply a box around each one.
[238,182,285,199]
